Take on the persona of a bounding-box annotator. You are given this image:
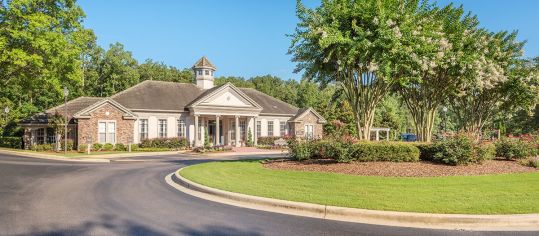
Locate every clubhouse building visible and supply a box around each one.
[21,57,326,148]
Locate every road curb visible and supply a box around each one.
[0,149,110,163]
[166,168,539,231]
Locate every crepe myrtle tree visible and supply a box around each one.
[290,0,425,140]
[395,4,480,142]
[450,30,531,136]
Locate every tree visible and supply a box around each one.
[138,59,193,83]
[84,42,140,96]
[396,4,480,142]
[450,31,530,136]
[0,0,94,120]
[290,0,421,140]
[48,112,66,151]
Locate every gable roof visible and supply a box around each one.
[192,56,216,70]
[73,98,137,119]
[239,88,299,115]
[21,97,104,125]
[290,107,327,123]
[187,82,262,110]
[111,80,205,111]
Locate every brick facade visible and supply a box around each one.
[77,103,134,147]
[290,111,324,139]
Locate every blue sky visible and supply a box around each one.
[79,0,539,81]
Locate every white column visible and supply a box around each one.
[386,130,390,141]
[194,115,199,147]
[235,115,240,147]
[253,117,258,146]
[215,115,220,146]
[375,129,380,141]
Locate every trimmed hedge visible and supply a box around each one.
[139,137,189,149]
[289,139,420,163]
[257,137,281,146]
[0,136,22,149]
[417,136,495,165]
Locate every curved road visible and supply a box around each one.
[0,153,534,236]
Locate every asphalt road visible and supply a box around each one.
[0,153,536,236]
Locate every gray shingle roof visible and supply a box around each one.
[111,80,204,111]
[21,97,103,124]
[192,56,216,70]
[239,88,299,115]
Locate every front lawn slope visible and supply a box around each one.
[179,161,539,214]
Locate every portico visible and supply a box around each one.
[193,114,258,147]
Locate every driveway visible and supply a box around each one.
[0,153,534,236]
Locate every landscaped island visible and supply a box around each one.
[179,160,539,214]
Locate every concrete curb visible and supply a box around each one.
[0,149,110,163]
[166,168,539,231]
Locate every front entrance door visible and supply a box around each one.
[208,120,223,146]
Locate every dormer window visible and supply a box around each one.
[211,71,214,76]
[197,70,202,75]
[205,70,209,75]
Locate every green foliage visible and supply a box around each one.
[114,143,127,151]
[257,137,281,146]
[139,137,189,149]
[423,135,494,165]
[92,143,103,151]
[289,139,420,163]
[475,143,497,162]
[31,144,53,152]
[0,136,22,149]
[495,138,535,160]
[60,139,74,151]
[204,129,211,149]
[247,128,253,147]
[77,144,88,153]
[102,143,114,151]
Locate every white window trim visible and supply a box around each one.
[304,123,314,140]
[158,119,168,138]
[177,119,186,138]
[98,120,117,144]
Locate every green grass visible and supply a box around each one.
[179,160,539,214]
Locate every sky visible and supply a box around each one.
[79,0,539,81]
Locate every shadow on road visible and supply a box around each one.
[19,214,262,236]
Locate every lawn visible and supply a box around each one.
[179,160,539,214]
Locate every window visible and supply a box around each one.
[177,119,186,137]
[267,121,274,136]
[205,70,209,75]
[98,121,116,144]
[158,119,167,138]
[304,124,314,140]
[280,121,286,137]
[46,128,56,144]
[36,128,45,144]
[139,119,148,141]
[197,70,202,75]
[239,120,246,140]
[256,121,261,137]
[210,71,214,76]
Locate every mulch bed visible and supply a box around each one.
[262,159,539,177]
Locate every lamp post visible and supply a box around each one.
[442,106,448,133]
[63,87,69,155]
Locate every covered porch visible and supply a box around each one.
[193,114,259,148]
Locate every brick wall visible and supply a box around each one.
[77,103,134,147]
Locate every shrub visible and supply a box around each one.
[312,140,353,162]
[114,143,127,151]
[258,137,280,146]
[430,135,474,165]
[523,157,539,168]
[31,144,53,152]
[92,143,103,151]
[60,139,74,151]
[139,137,189,149]
[349,142,419,162]
[78,144,88,153]
[102,143,114,151]
[288,140,313,161]
[0,137,22,149]
[474,143,496,162]
[413,143,436,161]
[495,138,535,160]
